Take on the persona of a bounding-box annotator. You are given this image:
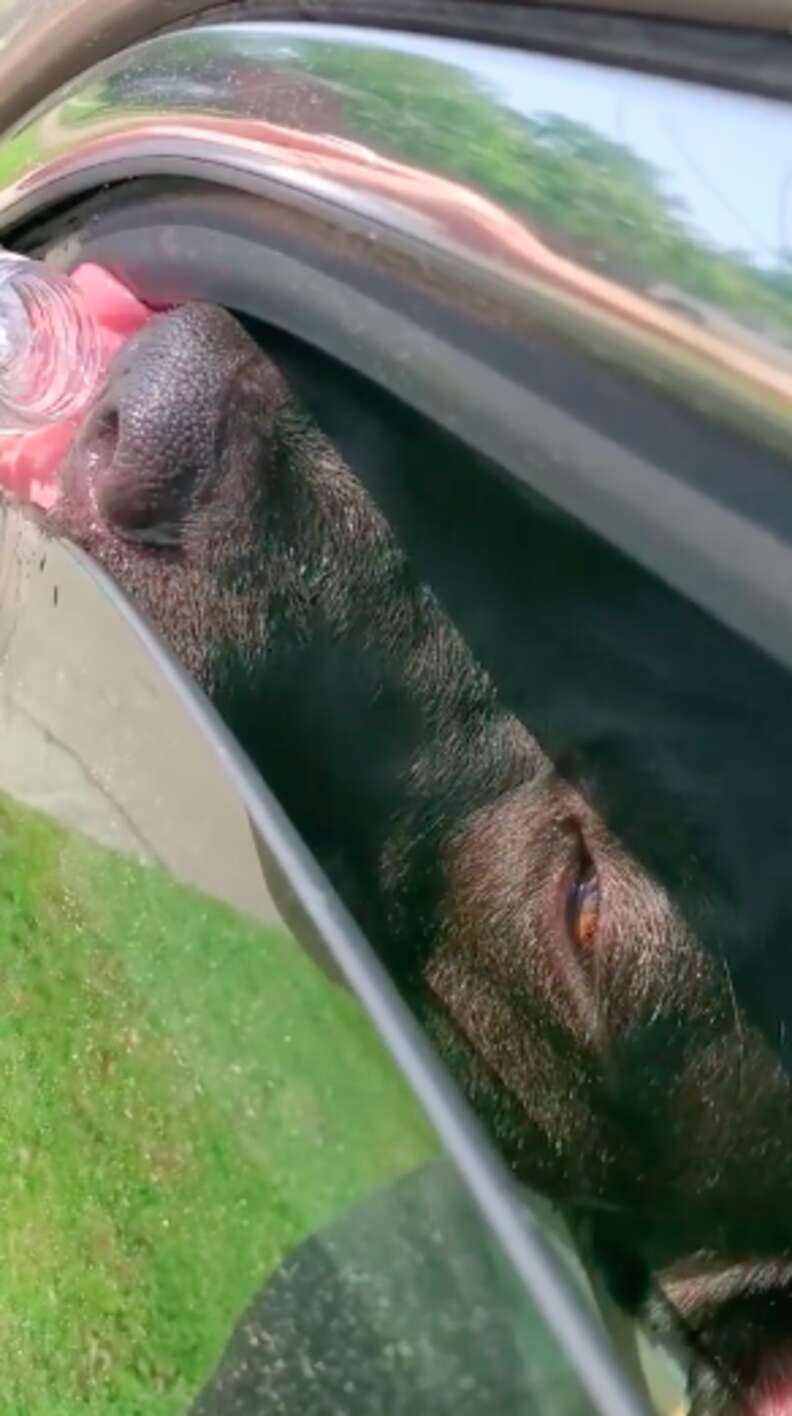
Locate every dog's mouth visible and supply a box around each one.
[658,1259,792,1413]
[703,1331,792,1415]
[748,1359,792,1416]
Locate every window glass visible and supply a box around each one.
[0,502,621,1415]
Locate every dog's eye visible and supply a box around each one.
[566,848,600,950]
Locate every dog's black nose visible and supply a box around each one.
[63,303,259,544]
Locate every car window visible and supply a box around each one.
[7,254,792,1414]
[0,499,658,1416]
[0,14,790,1413]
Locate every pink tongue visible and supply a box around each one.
[750,1360,792,1414]
[0,263,153,507]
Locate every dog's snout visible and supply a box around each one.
[62,302,262,544]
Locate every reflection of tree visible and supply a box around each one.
[100,37,790,338]
[765,251,792,302]
[285,42,791,339]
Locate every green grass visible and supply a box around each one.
[0,792,437,1414]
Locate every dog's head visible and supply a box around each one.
[11,302,792,1411]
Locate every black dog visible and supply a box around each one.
[45,303,792,1413]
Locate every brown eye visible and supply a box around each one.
[566,849,601,951]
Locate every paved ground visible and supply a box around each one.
[0,499,278,925]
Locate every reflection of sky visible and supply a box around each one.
[263,23,789,268]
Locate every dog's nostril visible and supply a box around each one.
[88,406,120,462]
[86,399,183,544]
[84,402,158,535]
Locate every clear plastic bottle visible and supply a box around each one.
[0,252,105,434]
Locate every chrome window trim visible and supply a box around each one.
[1,3,790,139]
[1,23,790,677]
